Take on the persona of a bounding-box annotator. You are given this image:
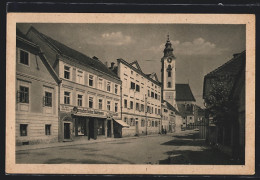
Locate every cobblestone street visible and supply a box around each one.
[16,130,237,165]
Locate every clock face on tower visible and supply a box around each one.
[167,57,172,63]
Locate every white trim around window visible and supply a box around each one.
[18,48,30,67]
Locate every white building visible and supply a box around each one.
[110,59,162,136]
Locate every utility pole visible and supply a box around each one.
[145,94,148,135]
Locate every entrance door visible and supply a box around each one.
[135,121,139,135]
[64,123,70,139]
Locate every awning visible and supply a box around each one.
[114,120,130,128]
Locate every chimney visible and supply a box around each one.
[111,62,115,69]
[92,56,99,60]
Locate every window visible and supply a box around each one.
[124,99,127,108]
[136,84,140,92]
[107,82,111,92]
[76,70,84,84]
[89,96,94,108]
[89,75,94,87]
[158,95,160,100]
[64,91,70,104]
[136,103,139,111]
[45,124,51,135]
[147,106,150,113]
[115,84,118,94]
[44,91,52,107]
[158,109,161,115]
[152,121,155,127]
[19,49,29,65]
[107,101,111,111]
[151,92,154,98]
[190,117,192,120]
[164,109,168,112]
[115,103,118,112]
[151,107,154,114]
[130,101,133,109]
[130,118,135,126]
[155,121,158,127]
[168,71,171,77]
[155,93,158,99]
[98,99,103,110]
[77,94,83,107]
[148,90,150,97]
[167,82,172,88]
[20,124,28,136]
[130,82,135,89]
[124,117,128,123]
[18,86,29,103]
[98,78,103,89]
[152,83,154,87]
[141,119,145,127]
[64,65,70,79]
[141,104,144,112]
[155,108,157,114]
[131,70,133,75]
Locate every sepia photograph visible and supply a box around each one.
[6,13,255,175]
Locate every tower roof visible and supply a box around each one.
[163,34,175,58]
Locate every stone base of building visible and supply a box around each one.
[16,136,58,146]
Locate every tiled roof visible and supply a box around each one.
[163,100,181,115]
[176,84,196,102]
[17,28,38,47]
[205,51,245,78]
[28,27,120,80]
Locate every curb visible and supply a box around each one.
[16,133,163,152]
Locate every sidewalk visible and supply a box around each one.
[16,133,163,152]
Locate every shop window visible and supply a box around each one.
[89,96,94,108]
[64,65,70,79]
[130,82,135,90]
[44,91,52,107]
[77,94,83,107]
[124,99,127,108]
[107,101,111,111]
[97,119,105,135]
[64,91,70,104]
[89,75,94,87]
[20,124,28,136]
[17,86,29,103]
[115,102,118,112]
[130,101,133,109]
[98,99,103,110]
[19,49,29,65]
[45,124,51,135]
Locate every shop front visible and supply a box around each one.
[59,105,118,141]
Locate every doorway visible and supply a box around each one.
[89,118,94,139]
[64,123,70,139]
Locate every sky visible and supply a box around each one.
[17,23,246,107]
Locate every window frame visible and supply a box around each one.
[76,69,84,84]
[19,49,30,66]
[20,124,28,136]
[18,85,29,104]
[45,124,51,135]
[107,81,111,92]
[44,91,52,107]
[107,100,111,111]
[98,99,103,110]
[89,74,94,87]
[64,91,71,105]
[64,65,71,80]
[77,94,83,107]
[89,96,94,108]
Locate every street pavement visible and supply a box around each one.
[16,130,237,164]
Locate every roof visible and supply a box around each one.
[17,28,38,48]
[116,58,162,86]
[205,51,245,78]
[163,100,181,115]
[203,51,245,98]
[27,26,120,80]
[176,84,196,102]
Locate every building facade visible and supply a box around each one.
[27,27,122,141]
[16,29,60,145]
[111,59,162,137]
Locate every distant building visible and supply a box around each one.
[110,59,162,136]
[27,26,122,141]
[16,28,60,145]
[203,51,245,163]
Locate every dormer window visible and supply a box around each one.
[19,49,29,66]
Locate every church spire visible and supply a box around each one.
[163,34,175,58]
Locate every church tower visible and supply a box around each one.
[161,35,176,107]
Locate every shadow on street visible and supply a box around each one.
[159,131,240,165]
